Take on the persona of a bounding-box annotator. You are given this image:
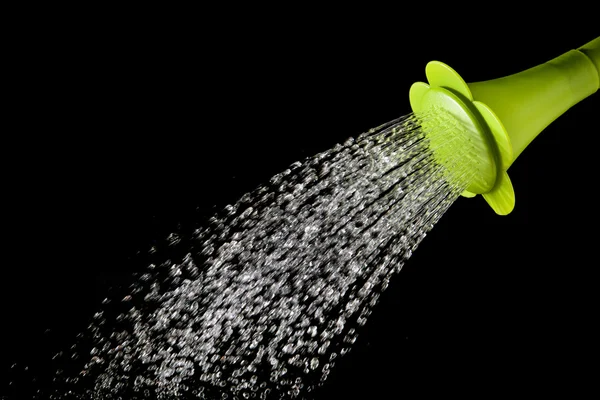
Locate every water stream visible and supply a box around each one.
[9,110,476,399]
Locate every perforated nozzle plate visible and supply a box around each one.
[409,61,516,215]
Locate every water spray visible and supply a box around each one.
[5,36,599,400]
[410,36,599,214]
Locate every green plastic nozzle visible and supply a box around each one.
[410,36,599,215]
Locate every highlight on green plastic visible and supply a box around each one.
[409,36,599,215]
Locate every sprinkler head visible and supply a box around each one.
[409,36,599,215]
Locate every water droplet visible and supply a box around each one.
[310,357,319,370]
[282,344,294,354]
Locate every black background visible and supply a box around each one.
[2,9,599,399]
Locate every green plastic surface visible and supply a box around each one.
[409,36,599,215]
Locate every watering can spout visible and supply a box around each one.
[409,36,599,215]
[468,38,599,163]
